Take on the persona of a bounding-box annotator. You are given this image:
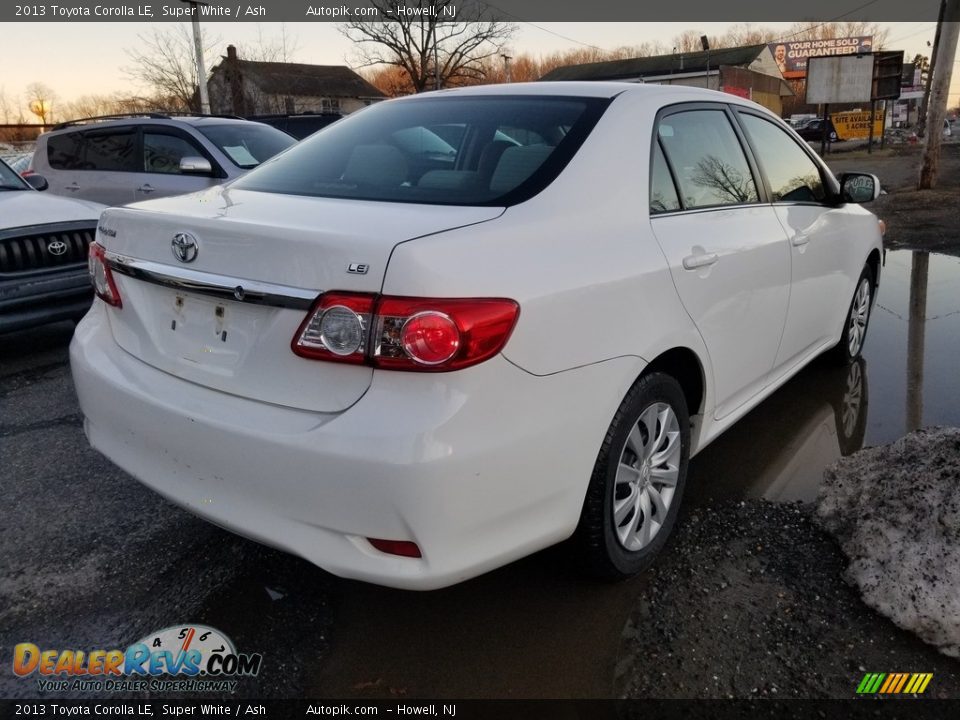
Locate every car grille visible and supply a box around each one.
[0,223,95,274]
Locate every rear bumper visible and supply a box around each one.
[70,303,642,589]
[0,267,92,333]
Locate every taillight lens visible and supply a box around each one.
[88,242,122,308]
[292,292,373,364]
[293,293,519,372]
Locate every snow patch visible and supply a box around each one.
[817,426,960,657]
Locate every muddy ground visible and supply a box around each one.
[828,143,960,256]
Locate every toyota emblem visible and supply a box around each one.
[171,232,199,263]
[47,240,68,256]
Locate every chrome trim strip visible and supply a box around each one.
[104,252,318,310]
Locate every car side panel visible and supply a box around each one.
[380,91,709,382]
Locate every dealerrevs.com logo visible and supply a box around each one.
[13,625,262,693]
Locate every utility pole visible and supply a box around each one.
[918,0,959,189]
[180,0,211,114]
[918,0,947,135]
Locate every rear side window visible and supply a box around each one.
[47,131,86,170]
[232,96,610,207]
[47,128,137,172]
[650,142,680,214]
[658,110,758,209]
[738,114,826,203]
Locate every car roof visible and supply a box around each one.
[394,81,776,114]
[45,115,266,134]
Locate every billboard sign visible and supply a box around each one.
[806,55,874,104]
[769,36,873,79]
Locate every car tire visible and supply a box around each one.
[575,372,690,580]
[831,265,874,365]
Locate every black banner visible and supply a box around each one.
[0,0,945,23]
[3,700,960,720]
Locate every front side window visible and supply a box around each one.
[739,114,826,203]
[143,132,208,174]
[232,96,610,206]
[0,158,29,190]
[657,110,758,209]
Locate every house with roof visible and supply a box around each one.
[540,44,793,115]
[208,46,385,117]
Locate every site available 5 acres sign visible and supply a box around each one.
[831,111,884,140]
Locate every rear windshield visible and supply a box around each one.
[231,95,610,206]
[196,123,296,169]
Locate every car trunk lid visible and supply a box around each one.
[96,187,503,412]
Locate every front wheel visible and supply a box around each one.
[831,266,874,364]
[575,372,690,580]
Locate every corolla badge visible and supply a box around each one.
[47,240,68,256]
[171,232,199,263]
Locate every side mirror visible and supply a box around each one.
[839,172,881,204]
[24,174,48,191]
[179,156,213,175]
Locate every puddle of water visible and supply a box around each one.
[864,249,960,442]
[686,248,960,505]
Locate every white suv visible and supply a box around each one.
[29,113,295,206]
[71,83,883,589]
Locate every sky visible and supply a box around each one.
[0,21,955,115]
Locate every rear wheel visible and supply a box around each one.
[576,372,690,579]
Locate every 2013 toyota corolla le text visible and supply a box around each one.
[70,83,883,590]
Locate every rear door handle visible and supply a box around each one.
[682,253,719,270]
[137,184,156,194]
[65,183,80,192]
[791,234,810,247]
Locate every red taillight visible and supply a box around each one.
[88,242,122,308]
[367,538,422,558]
[292,293,519,372]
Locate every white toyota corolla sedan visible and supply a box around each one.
[71,83,883,590]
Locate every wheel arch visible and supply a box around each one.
[639,346,706,417]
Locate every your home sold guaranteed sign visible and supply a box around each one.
[13,626,262,694]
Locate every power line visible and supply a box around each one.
[886,23,937,46]
[767,0,883,44]
[481,8,607,52]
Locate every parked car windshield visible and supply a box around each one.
[195,123,296,169]
[0,158,29,190]
[231,95,610,206]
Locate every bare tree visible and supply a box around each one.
[25,82,57,124]
[124,26,221,112]
[339,0,515,93]
[0,87,14,124]
[238,23,300,63]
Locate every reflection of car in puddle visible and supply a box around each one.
[687,358,867,504]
